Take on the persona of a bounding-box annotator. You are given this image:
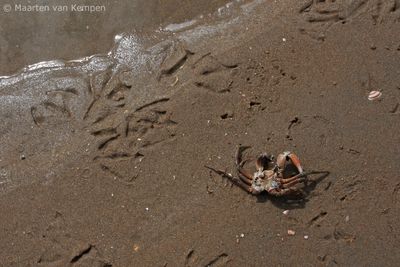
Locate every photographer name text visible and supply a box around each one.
[8,4,106,13]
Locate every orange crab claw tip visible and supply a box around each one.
[288,153,304,173]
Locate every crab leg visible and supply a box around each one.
[235,145,254,185]
[237,167,253,180]
[235,145,251,167]
[237,170,252,185]
[281,178,306,188]
[205,166,254,193]
[232,178,254,193]
[278,173,304,184]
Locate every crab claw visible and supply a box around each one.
[277,151,304,174]
[288,152,304,174]
[276,152,287,170]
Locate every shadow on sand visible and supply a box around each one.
[258,170,330,210]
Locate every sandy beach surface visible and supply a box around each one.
[0,0,400,266]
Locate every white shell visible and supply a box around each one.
[368,90,382,101]
[287,229,296,236]
[282,210,289,215]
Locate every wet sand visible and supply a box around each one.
[1,0,400,266]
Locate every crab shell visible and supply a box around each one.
[252,169,279,193]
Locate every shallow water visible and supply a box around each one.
[0,0,234,75]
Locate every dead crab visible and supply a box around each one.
[206,146,311,197]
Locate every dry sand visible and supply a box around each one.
[0,0,400,266]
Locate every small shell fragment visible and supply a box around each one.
[282,210,289,215]
[304,235,309,240]
[368,90,382,101]
[287,230,296,236]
